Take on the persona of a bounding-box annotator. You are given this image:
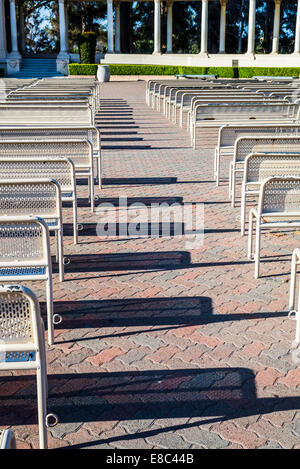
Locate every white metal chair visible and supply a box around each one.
[229,136,300,207]
[248,177,300,278]
[0,216,57,346]
[0,285,58,449]
[0,430,16,449]
[0,159,78,244]
[0,140,94,212]
[241,153,300,236]
[0,180,64,282]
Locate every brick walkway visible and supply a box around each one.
[1,81,300,449]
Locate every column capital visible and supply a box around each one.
[166,0,173,7]
[115,0,120,6]
[219,0,228,5]
[274,0,282,4]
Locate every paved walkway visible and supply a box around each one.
[1,82,300,449]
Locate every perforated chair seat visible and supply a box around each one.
[0,266,46,277]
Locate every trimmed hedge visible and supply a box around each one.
[69,64,238,77]
[68,63,300,78]
[0,68,4,78]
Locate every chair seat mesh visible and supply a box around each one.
[0,266,46,276]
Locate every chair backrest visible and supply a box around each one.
[0,158,75,194]
[195,103,297,121]
[235,136,300,163]
[0,140,93,170]
[0,179,61,221]
[0,216,50,268]
[0,285,42,350]
[245,153,300,184]
[218,124,300,149]
[259,176,300,215]
[0,104,93,126]
[0,127,100,156]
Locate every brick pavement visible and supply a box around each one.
[1,81,300,449]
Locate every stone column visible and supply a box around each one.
[247,0,256,54]
[166,0,173,53]
[107,0,114,53]
[115,1,121,53]
[0,0,7,59]
[200,0,209,55]
[9,0,20,56]
[7,0,21,74]
[219,0,227,53]
[58,0,68,54]
[295,0,300,53]
[153,0,161,54]
[57,0,69,75]
[271,0,281,53]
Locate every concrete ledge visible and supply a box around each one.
[101,53,300,68]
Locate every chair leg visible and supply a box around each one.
[296,292,300,344]
[55,232,59,264]
[289,250,298,311]
[254,221,261,279]
[228,162,233,197]
[98,156,102,190]
[248,210,255,260]
[231,168,236,208]
[58,227,64,283]
[90,175,95,213]
[46,276,54,347]
[216,150,221,187]
[241,188,246,236]
[73,200,78,245]
[36,367,48,449]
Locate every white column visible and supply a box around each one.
[0,0,7,58]
[58,0,67,55]
[115,1,121,53]
[247,0,256,54]
[295,0,300,53]
[200,0,209,54]
[272,0,281,53]
[219,0,227,53]
[9,0,20,56]
[166,0,173,53]
[153,0,161,54]
[107,0,114,53]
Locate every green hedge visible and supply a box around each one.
[68,63,300,78]
[0,68,4,78]
[69,64,237,77]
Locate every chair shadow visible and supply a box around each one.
[2,367,300,449]
[49,296,286,337]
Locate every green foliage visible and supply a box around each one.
[79,32,97,64]
[69,64,300,78]
[0,68,4,78]
[238,67,300,78]
[69,64,98,75]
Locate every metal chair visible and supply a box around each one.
[0,285,58,449]
[248,176,300,278]
[0,180,64,282]
[0,159,78,244]
[0,216,57,346]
